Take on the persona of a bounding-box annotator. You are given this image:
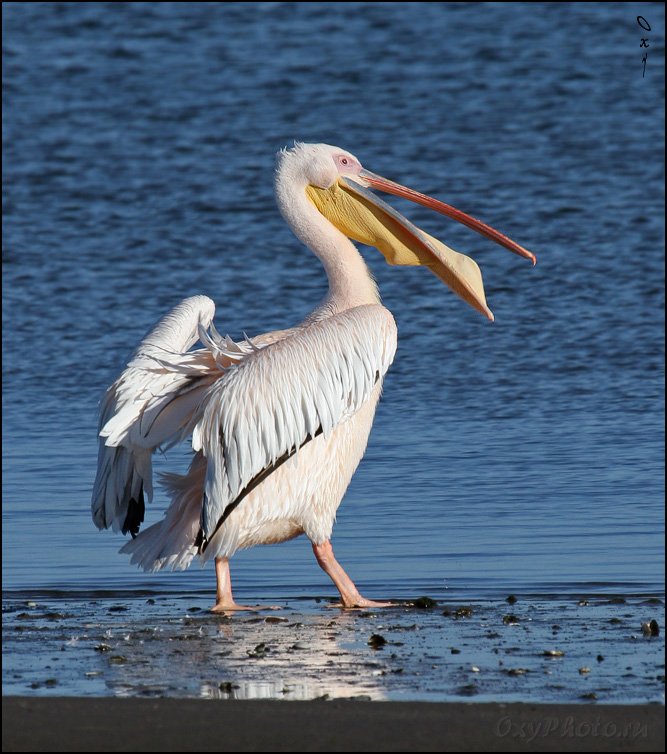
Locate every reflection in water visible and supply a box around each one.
[167,611,387,700]
[205,613,389,700]
[200,680,383,701]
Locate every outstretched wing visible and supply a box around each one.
[92,295,219,535]
[193,304,397,544]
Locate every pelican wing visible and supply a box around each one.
[92,295,219,535]
[193,304,397,542]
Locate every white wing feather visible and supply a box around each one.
[194,304,397,540]
[91,295,218,534]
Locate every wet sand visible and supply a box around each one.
[3,697,664,752]
[3,593,664,703]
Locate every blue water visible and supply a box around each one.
[3,2,665,604]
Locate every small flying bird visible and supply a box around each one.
[92,142,535,610]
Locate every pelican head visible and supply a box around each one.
[276,142,535,321]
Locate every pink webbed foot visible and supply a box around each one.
[209,601,266,613]
[328,598,395,609]
[211,557,283,613]
[312,541,394,609]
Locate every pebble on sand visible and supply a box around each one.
[412,597,438,609]
[641,619,659,637]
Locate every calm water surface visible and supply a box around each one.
[3,3,664,615]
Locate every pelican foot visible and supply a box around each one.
[210,602,261,613]
[210,602,282,613]
[328,598,395,609]
[312,541,398,610]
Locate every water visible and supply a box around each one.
[2,3,664,701]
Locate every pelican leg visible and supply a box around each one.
[210,557,261,612]
[312,540,392,608]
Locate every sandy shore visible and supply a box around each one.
[2,697,664,752]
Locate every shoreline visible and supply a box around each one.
[3,697,664,752]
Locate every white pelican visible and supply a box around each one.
[92,142,535,610]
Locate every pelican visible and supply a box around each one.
[92,142,535,610]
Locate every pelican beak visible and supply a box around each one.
[306,170,535,322]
